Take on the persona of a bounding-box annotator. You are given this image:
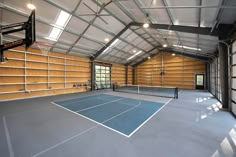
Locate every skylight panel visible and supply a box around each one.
[55,11,71,28]
[46,10,71,41]
[48,27,62,41]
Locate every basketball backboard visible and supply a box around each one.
[25,10,36,49]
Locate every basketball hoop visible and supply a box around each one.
[33,41,52,55]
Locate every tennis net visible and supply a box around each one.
[113,84,178,99]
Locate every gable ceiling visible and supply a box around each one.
[0,0,236,65]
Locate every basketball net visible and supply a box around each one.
[33,42,52,55]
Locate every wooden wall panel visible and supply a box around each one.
[135,52,206,89]
[128,66,133,84]
[111,64,126,85]
[0,46,91,100]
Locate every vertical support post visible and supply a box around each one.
[125,65,128,85]
[0,31,4,62]
[47,55,50,89]
[91,61,95,91]
[24,49,27,91]
[161,53,164,87]
[132,67,135,85]
[215,60,217,97]
[206,63,210,91]
[205,63,208,90]
[219,42,229,108]
[228,41,232,112]
[64,57,66,89]
[0,31,2,45]
[110,65,112,88]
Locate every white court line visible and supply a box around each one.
[35,98,173,157]
[127,98,173,137]
[97,97,140,107]
[3,116,15,157]
[55,93,103,106]
[32,101,143,157]
[32,121,98,157]
[52,101,141,138]
[76,98,126,112]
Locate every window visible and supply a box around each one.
[95,65,111,89]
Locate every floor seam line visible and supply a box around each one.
[3,116,15,157]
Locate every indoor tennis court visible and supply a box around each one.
[0,0,236,157]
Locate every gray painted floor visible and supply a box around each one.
[0,90,235,157]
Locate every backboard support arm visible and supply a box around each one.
[0,10,35,63]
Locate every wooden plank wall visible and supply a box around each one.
[127,66,133,84]
[111,64,126,85]
[0,47,91,100]
[135,52,206,89]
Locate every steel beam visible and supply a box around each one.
[133,49,210,67]
[133,0,164,46]
[140,5,236,9]
[130,22,217,36]
[42,0,147,57]
[66,3,107,54]
[210,0,226,33]
[197,0,202,57]
[126,46,160,65]
[91,0,157,48]
[92,23,131,60]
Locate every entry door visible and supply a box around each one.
[195,74,204,89]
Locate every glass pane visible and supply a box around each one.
[196,75,204,86]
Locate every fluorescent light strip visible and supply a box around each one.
[110,39,120,47]
[173,44,201,51]
[102,39,120,54]
[183,46,201,51]
[127,51,143,61]
[173,44,182,48]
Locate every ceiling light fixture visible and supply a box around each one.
[27,3,36,10]
[163,44,168,48]
[172,53,176,56]
[133,50,137,53]
[143,23,149,28]
[143,13,150,28]
[104,37,110,42]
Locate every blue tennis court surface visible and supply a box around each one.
[53,94,165,137]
